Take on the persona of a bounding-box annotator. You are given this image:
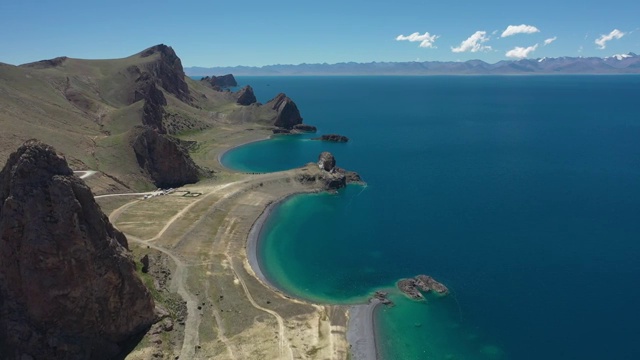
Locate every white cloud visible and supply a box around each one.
[451,31,492,53]
[595,29,625,49]
[506,44,539,59]
[396,32,439,48]
[501,24,540,37]
[543,36,557,46]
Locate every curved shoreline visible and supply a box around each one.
[243,182,379,360]
[216,135,271,171]
[221,134,378,359]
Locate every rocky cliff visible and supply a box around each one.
[266,93,303,129]
[235,85,257,105]
[131,127,202,188]
[137,44,191,103]
[0,140,156,359]
[133,79,168,133]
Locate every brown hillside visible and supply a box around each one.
[0,44,295,193]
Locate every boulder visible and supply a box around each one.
[0,140,156,359]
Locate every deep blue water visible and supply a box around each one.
[222,76,640,360]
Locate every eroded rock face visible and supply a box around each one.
[138,44,191,103]
[0,140,156,359]
[266,93,303,129]
[131,127,201,188]
[318,151,336,171]
[236,85,257,105]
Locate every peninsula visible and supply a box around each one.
[0,44,374,359]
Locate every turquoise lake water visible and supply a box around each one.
[220,76,640,359]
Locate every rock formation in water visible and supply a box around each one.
[297,152,362,190]
[0,140,156,359]
[293,124,317,133]
[236,85,257,105]
[201,74,237,89]
[266,93,303,129]
[313,134,349,142]
[131,126,202,188]
[318,151,337,171]
[397,275,448,300]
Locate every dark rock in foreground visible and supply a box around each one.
[266,93,303,129]
[398,275,449,300]
[201,74,237,88]
[131,126,203,188]
[0,140,156,359]
[313,134,349,142]
[236,85,257,105]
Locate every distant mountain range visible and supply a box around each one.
[185,53,640,76]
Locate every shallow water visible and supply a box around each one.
[223,76,640,359]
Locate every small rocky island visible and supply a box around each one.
[296,151,362,191]
[397,275,449,300]
[313,134,349,142]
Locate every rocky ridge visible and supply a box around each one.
[0,140,156,359]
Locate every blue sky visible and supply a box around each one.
[1,0,639,66]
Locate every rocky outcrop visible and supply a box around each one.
[266,93,303,129]
[236,85,257,105]
[318,151,337,171]
[131,127,202,188]
[127,44,194,133]
[296,152,362,191]
[133,79,168,133]
[398,275,448,300]
[293,124,317,133]
[313,134,349,142]
[201,74,237,89]
[0,140,156,359]
[137,44,191,103]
